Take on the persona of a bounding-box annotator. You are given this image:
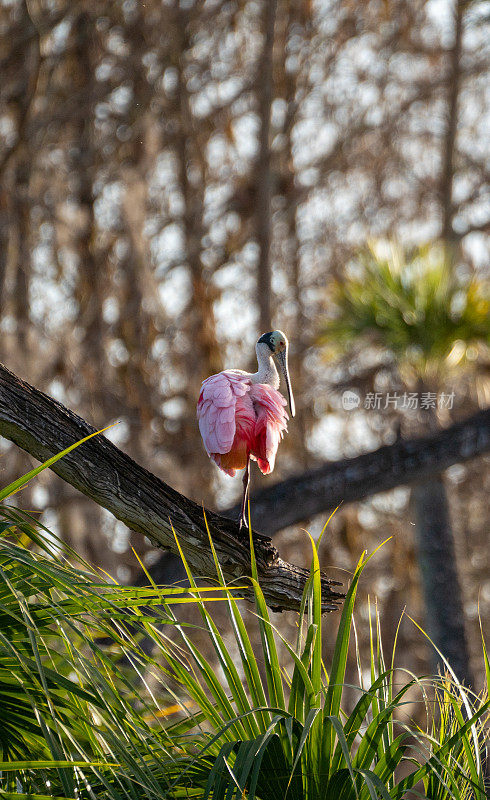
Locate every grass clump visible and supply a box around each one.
[1,444,488,799]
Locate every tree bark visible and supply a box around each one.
[0,362,343,613]
[70,11,107,419]
[412,477,472,684]
[426,0,469,682]
[0,192,8,321]
[170,8,223,503]
[225,408,490,532]
[255,0,277,332]
[144,407,489,597]
[440,0,464,244]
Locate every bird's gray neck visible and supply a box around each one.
[251,342,279,388]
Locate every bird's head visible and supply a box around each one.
[257,330,295,417]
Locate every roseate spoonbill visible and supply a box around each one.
[197,330,295,529]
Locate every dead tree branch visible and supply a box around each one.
[0,363,344,612]
[145,407,489,590]
[225,408,490,532]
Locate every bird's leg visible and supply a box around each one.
[238,456,251,531]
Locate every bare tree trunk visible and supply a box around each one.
[172,7,222,503]
[0,193,9,324]
[255,0,277,333]
[279,1,310,468]
[64,10,110,568]
[0,0,40,496]
[5,153,36,508]
[409,373,472,683]
[412,476,472,683]
[174,11,222,379]
[0,0,39,373]
[412,1,472,684]
[117,10,160,466]
[71,11,107,417]
[440,0,464,246]
[412,477,472,684]
[12,155,31,371]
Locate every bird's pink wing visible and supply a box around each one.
[249,384,288,474]
[197,371,250,456]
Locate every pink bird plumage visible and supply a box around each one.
[197,330,295,528]
[197,371,288,476]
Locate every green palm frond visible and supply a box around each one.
[1,451,489,799]
[321,242,489,379]
[0,441,219,800]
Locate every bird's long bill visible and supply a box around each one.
[276,348,296,418]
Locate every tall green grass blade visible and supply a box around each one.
[324,715,358,798]
[202,512,264,735]
[358,733,408,800]
[390,700,490,799]
[368,597,380,726]
[225,597,271,729]
[287,708,321,794]
[373,602,392,768]
[324,769,355,800]
[203,741,238,800]
[317,504,342,549]
[321,551,366,777]
[307,532,322,695]
[288,624,316,722]
[206,536,270,725]
[0,793,76,800]
[354,767,393,800]
[275,630,317,711]
[444,688,486,799]
[300,533,324,796]
[0,762,111,772]
[0,428,115,502]
[479,617,490,691]
[230,719,293,800]
[330,670,393,774]
[247,517,285,711]
[352,683,415,773]
[171,521,258,740]
[321,540,390,789]
[408,614,483,781]
[386,606,405,790]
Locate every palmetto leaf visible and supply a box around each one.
[2,451,488,800]
[321,551,366,776]
[320,241,489,379]
[0,428,115,503]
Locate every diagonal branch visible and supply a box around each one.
[144,407,490,589]
[225,407,490,533]
[0,363,344,613]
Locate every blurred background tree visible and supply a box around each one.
[321,242,489,682]
[0,0,488,690]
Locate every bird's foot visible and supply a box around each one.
[238,514,249,533]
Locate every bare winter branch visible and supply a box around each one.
[0,362,344,613]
